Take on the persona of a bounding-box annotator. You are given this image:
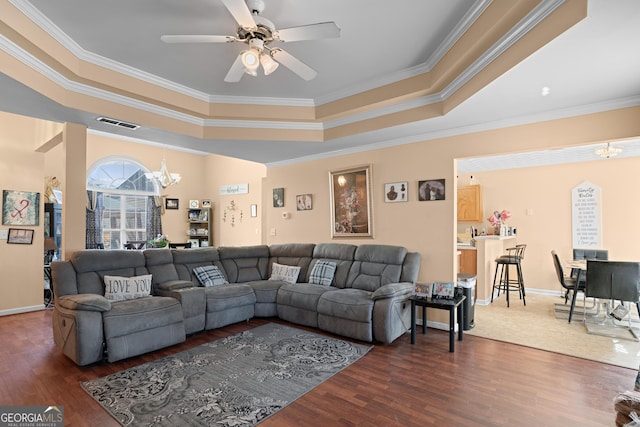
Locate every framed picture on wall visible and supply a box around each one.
[7,228,34,244]
[384,182,408,203]
[2,190,40,226]
[418,179,446,201]
[330,165,373,238]
[273,188,284,207]
[296,194,313,211]
[165,198,179,210]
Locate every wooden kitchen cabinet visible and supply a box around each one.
[457,185,482,222]
[459,249,477,275]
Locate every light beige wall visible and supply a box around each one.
[263,107,640,288]
[204,154,266,247]
[0,112,49,312]
[458,155,640,293]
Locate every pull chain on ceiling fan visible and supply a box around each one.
[161,0,341,82]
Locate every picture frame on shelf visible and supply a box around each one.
[201,200,211,208]
[165,198,179,210]
[189,200,199,209]
[384,182,408,203]
[187,238,200,248]
[330,165,373,238]
[7,228,34,244]
[418,179,446,201]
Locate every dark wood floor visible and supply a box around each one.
[0,308,632,426]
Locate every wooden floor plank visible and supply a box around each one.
[0,309,632,426]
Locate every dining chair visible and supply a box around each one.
[585,260,640,315]
[551,250,584,323]
[571,248,608,282]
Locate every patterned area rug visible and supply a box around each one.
[81,323,371,426]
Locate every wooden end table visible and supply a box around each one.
[410,294,466,352]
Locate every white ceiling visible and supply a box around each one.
[1,0,639,166]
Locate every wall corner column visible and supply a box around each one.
[62,122,87,258]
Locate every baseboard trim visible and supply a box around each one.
[0,304,46,317]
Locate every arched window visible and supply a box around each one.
[87,157,161,249]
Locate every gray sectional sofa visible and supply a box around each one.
[51,243,421,366]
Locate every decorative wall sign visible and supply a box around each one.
[330,165,372,238]
[418,179,446,201]
[572,181,602,249]
[219,184,249,195]
[384,182,408,203]
[2,190,40,226]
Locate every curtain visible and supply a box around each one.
[85,191,104,249]
[147,196,163,240]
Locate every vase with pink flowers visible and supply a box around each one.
[488,210,511,235]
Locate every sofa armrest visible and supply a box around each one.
[371,282,414,300]
[56,294,111,312]
[154,280,195,291]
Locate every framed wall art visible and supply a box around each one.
[418,179,446,201]
[2,190,40,226]
[296,194,312,211]
[273,188,284,207]
[330,165,373,238]
[7,228,34,244]
[165,198,179,210]
[384,182,408,203]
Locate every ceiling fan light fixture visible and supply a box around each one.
[241,49,260,74]
[260,53,279,75]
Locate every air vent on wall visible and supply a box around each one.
[96,116,140,130]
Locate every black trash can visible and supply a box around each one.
[457,273,476,330]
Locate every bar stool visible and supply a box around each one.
[491,244,526,307]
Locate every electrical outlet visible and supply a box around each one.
[270,227,276,236]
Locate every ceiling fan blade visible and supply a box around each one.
[271,49,317,81]
[161,35,236,43]
[224,54,246,82]
[221,0,257,30]
[274,22,340,42]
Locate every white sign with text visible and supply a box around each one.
[571,181,602,249]
[219,184,249,195]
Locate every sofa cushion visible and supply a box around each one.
[309,260,337,286]
[193,265,229,286]
[70,250,148,295]
[269,262,301,284]
[104,274,152,301]
[268,243,315,282]
[219,245,269,283]
[347,245,407,292]
[309,243,357,288]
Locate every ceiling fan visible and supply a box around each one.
[161,0,340,82]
